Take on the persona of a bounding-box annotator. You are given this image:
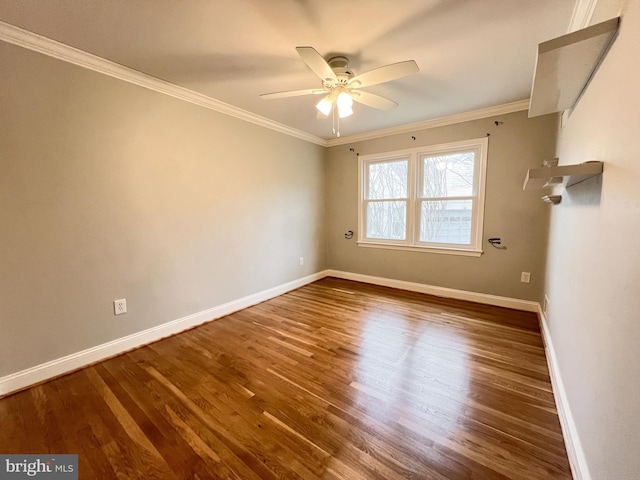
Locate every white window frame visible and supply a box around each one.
[357,137,488,257]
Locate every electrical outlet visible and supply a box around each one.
[299,257,304,266]
[114,298,127,315]
[520,272,531,283]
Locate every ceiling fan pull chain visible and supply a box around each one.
[260,47,419,138]
[332,106,336,136]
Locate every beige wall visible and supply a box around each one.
[3,4,638,476]
[544,1,640,478]
[0,42,326,377]
[325,110,557,302]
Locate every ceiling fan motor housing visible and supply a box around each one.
[260,46,419,136]
[327,56,353,84]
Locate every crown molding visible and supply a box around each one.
[0,21,542,150]
[568,0,599,31]
[0,21,327,147]
[326,99,530,147]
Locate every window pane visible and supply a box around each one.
[366,201,406,240]
[420,200,472,244]
[368,160,408,199]
[422,152,474,198]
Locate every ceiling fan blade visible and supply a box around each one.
[349,60,419,88]
[260,88,326,100]
[296,46,338,82]
[351,91,398,110]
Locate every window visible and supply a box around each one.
[358,137,488,256]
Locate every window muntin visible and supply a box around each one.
[358,138,487,255]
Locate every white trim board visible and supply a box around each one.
[326,100,530,147]
[569,0,599,32]
[326,270,539,312]
[0,21,532,149]
[0,269,542,397]
[538,307,591,480]
[0,271,328,397]
[0,20,326,147]
[331,269,587,478]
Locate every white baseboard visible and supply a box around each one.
[1,267,587,478]
[0,270,329,397]
[0,267,588,479]
[326,270,539,312]
[329,269,588,479]
[538,306,591,480]
[0,269,545,397]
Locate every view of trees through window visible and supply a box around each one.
[420,152,475,244]
[366,159,408,240]
[361,139,485,252]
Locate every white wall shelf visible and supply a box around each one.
[528,17,619,118]
[523,161,603,190]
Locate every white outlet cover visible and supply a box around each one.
[114,298,127,315]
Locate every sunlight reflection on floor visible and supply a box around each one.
[352,312,469,438]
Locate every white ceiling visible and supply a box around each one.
[0,0,576,141]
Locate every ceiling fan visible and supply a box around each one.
[260,47,419,136]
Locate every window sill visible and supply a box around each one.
[356,241,483,257]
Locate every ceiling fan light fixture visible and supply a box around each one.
[336,92,354,118]
[338,104,353,118]
[261,47,419,136]
[316,96,333,116]
[336,92,353,109]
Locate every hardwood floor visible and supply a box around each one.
[0,278,572,479]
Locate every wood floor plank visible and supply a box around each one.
[0,277,572,479]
